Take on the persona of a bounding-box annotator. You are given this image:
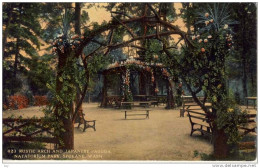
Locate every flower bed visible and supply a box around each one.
[34,95,48,106]
[4,95,49,110]
[7,95,29,110]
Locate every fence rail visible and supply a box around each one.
[3,118,59,148]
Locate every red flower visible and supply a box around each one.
[7,95,29,109]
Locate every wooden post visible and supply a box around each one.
[101,73,108,107]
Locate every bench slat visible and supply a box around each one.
[188,114,208,121]
[124,110,149,119]
[188,110,207,116]
[187,109,212,142]
[126,114,148,116]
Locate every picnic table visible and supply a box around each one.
[245,97,257,109]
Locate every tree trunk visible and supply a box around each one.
[213,125,229,159]
[139,72,146,95]
[13,4,23,78]
[242,57,248,101]
[55,52,74,149]
[13,37,20,78]
[75,3,81,35]
[166,79,174,109]
[241,9,248,102]
[60,118,74,149]
[74,2,84,116]
[101,74,108,107]
[3,4,13,53]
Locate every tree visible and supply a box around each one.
[45,3,190,149]
[3,3,43,105]
[40,3,250,159]
[163,4,249,158]
[230,3,257,100]
[3,3,73,106]
[181,3,257,103]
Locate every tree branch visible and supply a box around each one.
[195,86,202,94]
[107,30,183,51]
[111,14,137,38]
[107,29,114,45]
[129,44,146,50]
[91,39,107,46]
[203,93,208,106]
[182,78,210,114]
[83,45,103,63]
[147,3,160,19]
[175,38,183,47]
[110,11,132,19]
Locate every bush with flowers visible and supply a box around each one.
[34,95,48,106]
[164,4,248,157]
[7,95,29,110]
[122,69,133,102]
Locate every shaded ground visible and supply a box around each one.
[3,103,256,161]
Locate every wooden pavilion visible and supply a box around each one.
[100,58,176,108]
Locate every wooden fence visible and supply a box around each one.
[3,118,59,148]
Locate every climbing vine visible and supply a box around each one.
[179,4,248,146]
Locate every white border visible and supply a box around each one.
[1,1,259,167]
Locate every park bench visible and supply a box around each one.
[245,97,257,109]
[76,111,96,132]
[238,113,257,136]
[150,100,159,107]
[157,95,167,105]
[147,96,159,107]
[123,110,150,119]
[180,96,210,117]
[120,101,151,109]
[238,113,257,152]
[187,109,212,142]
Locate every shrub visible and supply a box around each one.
[8,95,29,110]
[3,104,8,110]
[34,95,48,106]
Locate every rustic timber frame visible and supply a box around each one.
[3,118,59,148]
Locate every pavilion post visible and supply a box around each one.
[166,78,175,109]
[101,73,108,107]
[139,71,146,95]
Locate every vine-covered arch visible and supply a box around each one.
[50,3,190,149]
[48,3,243,160]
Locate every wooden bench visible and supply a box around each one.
[238,113,257,136]
[187,109,212,142]
[150,100,159,107]
[156,95,167,105]
[181,96,198,117]
[120,101,151,109]
[120,102,135,109]
[245,97,257,109]
[123,110,150,119]
[76,112,96,132]
[180,96,211,117]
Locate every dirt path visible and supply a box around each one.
[3,103,214,160]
